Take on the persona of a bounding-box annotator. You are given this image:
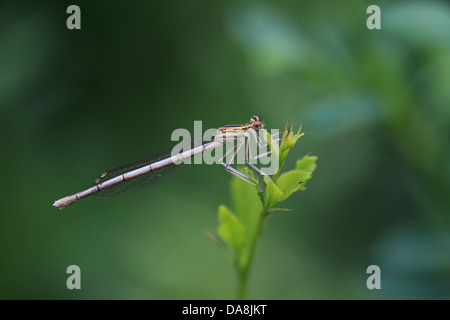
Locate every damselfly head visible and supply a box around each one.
[250,115,264,130]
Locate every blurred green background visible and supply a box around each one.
[1,0,450,299]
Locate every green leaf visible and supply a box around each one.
[217,205,246,258]
[264,176,284,208]
[273,126,304,182]
[243,166,261,188]
[281,127,303,150]
[231,176,263,241]
[295,156,317,173]
[277,170,312,199]
[262,129,280,160]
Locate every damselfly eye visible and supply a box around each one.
[250,116,263,129]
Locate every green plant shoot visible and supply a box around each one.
[211,124,317,299]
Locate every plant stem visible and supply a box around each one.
[236,267,248,300]
[235,209,268,300]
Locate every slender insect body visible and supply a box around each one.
[53,116,270,210]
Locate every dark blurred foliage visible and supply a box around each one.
[0,0,449,299]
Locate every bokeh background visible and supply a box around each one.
[1,0,450,299]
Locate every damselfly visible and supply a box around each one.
[53,116,275,210]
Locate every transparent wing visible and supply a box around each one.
[92,135,215,197]
[93,152,181,197]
